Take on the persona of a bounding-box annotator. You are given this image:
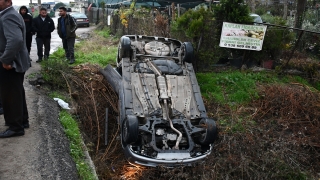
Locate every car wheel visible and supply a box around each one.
[118,36,131,62]
[198,118,217,145]
[87,23,90,27]
[182,42,194,63]
[122,115,139,144]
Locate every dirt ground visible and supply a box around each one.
[0,29,93,179]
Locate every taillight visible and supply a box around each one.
[86,19,89,22]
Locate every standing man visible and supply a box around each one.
[57,6,77,64]
[0,0,30,137]
[19,6,34,56]
[32,7,55,63]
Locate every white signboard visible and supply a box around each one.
[219,22,267,51]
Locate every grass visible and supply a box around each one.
[75,44,117,67]
[48,91,69,102]
[27,72,37,79]
[74,27,118,67]
[59,110,97,180]
[46,27,118,68]
[95,27,112,38]
[40,57,71,90]
[196,71,316,105]
[196,71,277,104]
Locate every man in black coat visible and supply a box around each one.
[19,6,34,55]
[57,6,77,64]
[32,8,55,62]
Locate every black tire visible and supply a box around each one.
[198,118,217,145]
[122,115,139,144]
[118,36,131,62]
[182,42,194,63]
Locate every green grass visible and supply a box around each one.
[48,91,69,102]
[197,71,277,104]
[39,57,71,90]
[47,27,118,68]
[95,27,111,38]
[26,72,37,79]
[75,44,117,67]
[59,110,97,180]
[196,71,316,105]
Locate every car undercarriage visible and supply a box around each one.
[101,35,217,167]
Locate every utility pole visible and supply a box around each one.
[38,0,41,12]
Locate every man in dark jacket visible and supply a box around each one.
[0,0,30,137]
[32,7,55,62]
[57,6,77,64]
[19,6,34,55]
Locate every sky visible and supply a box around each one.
[12,0,69,6]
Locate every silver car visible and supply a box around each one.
[101,35,218,167]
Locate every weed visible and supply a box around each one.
[40,57,71,90]
[197,71,277,105]
[26,72,37,79]
[74,31,118,67]
[95,27,111,38]
[59,110,97,180]
[48,91,69,102]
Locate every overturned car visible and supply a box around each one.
[101,35,217,167]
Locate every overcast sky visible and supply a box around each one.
[12,0,69,6]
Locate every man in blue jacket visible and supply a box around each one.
[0,0,30,137]
[57,6,77,64]
[32,7,55,62]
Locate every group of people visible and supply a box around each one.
[19,5,78,64]
[0,0,78,138]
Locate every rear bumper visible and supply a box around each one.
[123,145,212,167]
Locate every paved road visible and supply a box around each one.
[0,16,96,180]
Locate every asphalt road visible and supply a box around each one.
[0,15,96,180]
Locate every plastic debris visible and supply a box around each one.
[53,98,71,109]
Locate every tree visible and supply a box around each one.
[283,0,288,20]
[54,2,66,10]
[214,0,251,24]
[213,0,252,58]
[295,0,307,29]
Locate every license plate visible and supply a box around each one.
[77,19,83,22]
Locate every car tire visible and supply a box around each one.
[122,115,139,144]
[182,42,194,63]
[198,118,217,145]
[118,36,131,63]
[87,23,90,27]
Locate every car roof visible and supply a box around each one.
[70,13,87,18]
[250,13,263,23]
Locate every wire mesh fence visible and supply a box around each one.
[86,4,320,74]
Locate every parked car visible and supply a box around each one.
[101,35,218,167]
[70,12,89,27]
[250,13,263,24]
